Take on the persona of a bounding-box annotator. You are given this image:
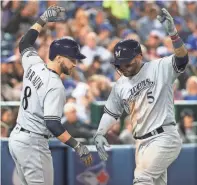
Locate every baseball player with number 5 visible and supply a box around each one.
[94,8,189,185]
[8,6,92,185]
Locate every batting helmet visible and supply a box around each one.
[49,37,86,61]
[113,39,142,65]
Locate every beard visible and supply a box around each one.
[61,63,72,75]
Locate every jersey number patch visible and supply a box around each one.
[147,91,155,104]
[22,86,32,110]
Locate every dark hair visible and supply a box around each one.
[179,108,194,135]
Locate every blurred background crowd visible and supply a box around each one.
[1,0,197,144]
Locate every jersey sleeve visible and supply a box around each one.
[44,87,66,122]
[158,54,185,83]
[21,47,44,71]
[104,83,124,119]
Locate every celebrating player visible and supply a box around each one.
[94,8,188,185]
[8,6,92,185]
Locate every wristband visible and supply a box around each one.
[170,34,184,48]
[65,137,78,148]
[37,18,46,27]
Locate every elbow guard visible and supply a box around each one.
[45,120,65,137]
[174,54,189,72]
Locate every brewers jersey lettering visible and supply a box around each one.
[104,55,181,137]
[17,47,66,137]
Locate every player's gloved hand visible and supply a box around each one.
[40,5,66,23]
[93,133,110,161]
[74,142,93,166]
[157,8,177,36]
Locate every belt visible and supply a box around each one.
[134,126,164,140]
[20,127,49,139]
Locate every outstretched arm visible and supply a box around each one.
[19,6,65,53]
[94,113,117,161]
[157,8,189,72]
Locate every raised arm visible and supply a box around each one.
[157,8,189,72]
[19,6,65,54]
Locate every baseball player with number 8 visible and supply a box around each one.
[8,6,92,185]
[94,8,189,185]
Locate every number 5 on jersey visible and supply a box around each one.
[147,91,154,104]
[22,86,32,110]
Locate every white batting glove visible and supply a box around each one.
[94,133,110,161]
[157,8,177,36]
[40,5,66,23]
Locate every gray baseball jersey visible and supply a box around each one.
[104,55,181,137]
[17,47,66,136]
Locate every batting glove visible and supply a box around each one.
[74,142,93,167]
[94,133,110,161]
[40,5,66,24]
[157,8,177,36]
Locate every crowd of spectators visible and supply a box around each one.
[1,1,197,143]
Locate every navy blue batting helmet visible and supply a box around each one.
[49,37,86,61]
[113,39,142,65]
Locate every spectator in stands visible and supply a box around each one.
[3,1,39,34]
[187,23,197,70]
[77,25,92,47]
[128,1,142,31]
[85,56,103,78]
[136,3,165,42]
[62,102,96,139]
[68,8,89,38]
[167,1,181,17]
[102,0,130,29]
[119,116,135,145]
[183,76,197,100]
[1,121,9,138]
[55,22,70,39]
[92,9,107,34]
[145,30,164,60]
[1,57,21,101]
[178,108,196,143]
[80,32,112,70]
[97,22,113,47]
[1,108,14,126]
[96,75,112,101]
[66,96,76,104]
[173,17,191,43]
[184,1,197,24]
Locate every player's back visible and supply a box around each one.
[17,49,65,136]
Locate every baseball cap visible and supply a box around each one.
[174,17,183,25]
[99,23,113,32]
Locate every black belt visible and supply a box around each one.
[20,127,49,139]
[134,126,164,140]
